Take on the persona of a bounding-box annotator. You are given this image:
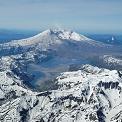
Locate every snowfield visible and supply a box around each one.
[0,64,122,122]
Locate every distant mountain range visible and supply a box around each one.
[87,34,122,45]
[0,29,122,45]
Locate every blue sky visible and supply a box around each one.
[0,0,122,33]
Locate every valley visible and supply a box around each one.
[0,29,122,122]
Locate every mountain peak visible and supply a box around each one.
[0,29,90,47]
[49,28,88,41]
[0,28,106,55]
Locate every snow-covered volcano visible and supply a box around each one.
[0,29,109,56]
[0,29,103,46]
[5,29,88,46]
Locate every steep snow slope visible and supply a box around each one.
[0,65,122,122]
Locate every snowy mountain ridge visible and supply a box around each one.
[103,55,122,65]
[0,64,122,122]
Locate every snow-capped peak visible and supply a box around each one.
[49,28,88,41]
[0,28,108,57]
[1,29,91,47]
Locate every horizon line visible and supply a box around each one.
[0,28,122,35]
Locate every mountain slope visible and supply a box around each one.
[0,65,122,122]
[0,29,111,56]
[0,29,121,89]
[0,29,105,46]
[0,29,122,121]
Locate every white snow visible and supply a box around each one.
[0,29,106,52]
[0,64,121,122]
[103,55,122,65]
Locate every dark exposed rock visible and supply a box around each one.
[19,108,29,122]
